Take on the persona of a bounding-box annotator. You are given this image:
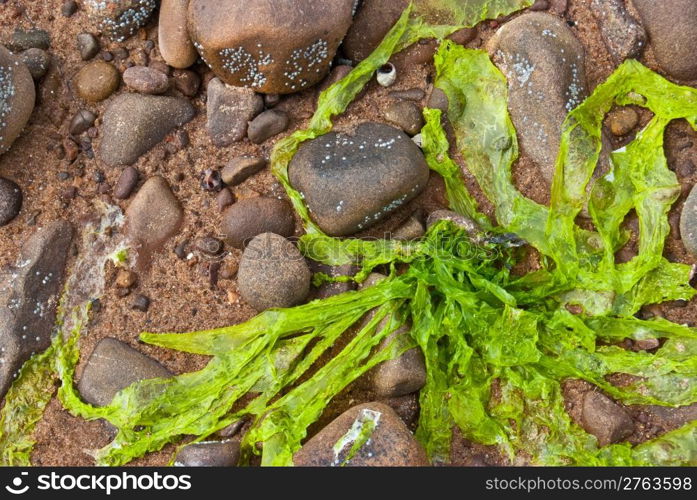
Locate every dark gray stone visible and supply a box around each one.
[20,48,50,80]
[0,178,22,226]
[77,32,100,61]
[9,28,50,52]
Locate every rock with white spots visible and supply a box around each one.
[0,221,73,398]
[488,12,587,184]
[590,0,646,63]
[188,0,356,94]
[207,77,263,146]
[0,45,35,155]
[289,122,429,236]
[84,0,158,42]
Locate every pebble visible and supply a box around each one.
[488,12,587,184]
[237,232,311,311]
[114,166,140,199]
[69,109,97,136]
[175,440,240,467]
[84,0,158,42]
[159,0,197,69]
[188,0,355,93]
[125,176,183,251]
[391,215,425,241]
[62,0,78,17]
[9,28,50,52]
[77,32,100,61]
[679,184,697,258]
[293,402,429,466]
[75,60,120,102]
[77,338,170,406]
[311,262,357,299]
[0,221,73,398]
[388,88,426,102]
[590,0,646,63]
[264,93,281,108]
[247,109,289,144]
[0,177,22,226]
[99,94,195,166]
[172,69,200,96]
[131,294,150,311]
[207,77,263,147]
[115,269,137,288]
[123,65,169,94]
[220,197,295,248]
[20,48,49,80]
[316,64,352,95]
[383,101,424,136]
[0,46,36,154]
[606,107,639,136]
[343,0,409,62]
[221,156,266,186]
[580,391,634,446]
[288,122,429,236]
[633,0,697,80]
[216,188,235,212]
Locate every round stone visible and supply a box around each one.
[74,60,120,102]
[220,197,295,248]
[0,177,22,226]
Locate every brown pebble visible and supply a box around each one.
[172,69,200,97]
[63,138,79,162]
[247,110,289,144]
[74,60,120,102]
[115,269,137,288]
[123,66,169,94]
[387,88,426,101]
[132,294,150,312]
[174,240,188,259]
[219,260,239,279]
[221,156,266,186]
[114,166,140,199]
[69,109,97,136]
[607,107,639,136]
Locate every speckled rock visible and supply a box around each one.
[74,60,120,102]
[159,0,198,69]
[78,338,171,406]
[0,46,35,155]
[100,93,195,166]
[125,176,183,251]
[20,48,50,80]
[343,0,409,62]
[220,197,294,249]
[237,232,311,311]
[0,177,22,226]
[294,402,429,466]
[632,0,697,81]
[488,12,587,184]
[289,122,429,236]
[383,100,424,136]
[188,0,356,94]
[581,391,634,446]
[8,28,50,52]
[590,0,646,63]
[207,77,264,147]
[680,184,697,258]
[84,0,158,42]
[123,65,169,94]
[0,221,73,398]
[174,440,240,466]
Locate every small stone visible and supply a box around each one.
[126,176,183,251]
[391,215,425,241]
[221,156,266,186]
[0,178,22,226]
[264,94,281,108]
[174,240,188,259]
[426,87,449,114]
[216,188,235,212]
[149,60,171,76]
[115,269,137,288]
[237,232,311,311]
[426,209,481,238]
[84,0,157,42]
[289,122,429,236]
[69,109,97,136]
[175,440,240,466]
[99,94,195,166]
[590,0,646,63]
[247,109,289,144]
[123,65,169,94]
[74,60,120,102]
[293,402,429,466]
[448,27,478,46]
[172,69,200,97]
[9,28,50,52]
[388,88,426,101]
[20,48,50,80]
[114,166,139,199]
[159,0,198,69]
[62,0,78,17]
[0,46,36,154]
[581,391,634,446]
[132,294,151,312]
[77,32,100,61]
[196,236,223,256]
[606,107,639,136]
[63,138,79,162]
[78,338,170,406]
[220,197,295,249]
[206,78,263,147]
[384,101,424,136]
[372,325,426,398]
[529,0,550,10]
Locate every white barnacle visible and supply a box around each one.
[376,63,396,87]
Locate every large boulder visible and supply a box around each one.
[0,45,35,155]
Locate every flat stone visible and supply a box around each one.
[383,100,424,136]
[0,221,73,398]
[174,440,240,466]
[289,122,429,236]
[99,93,195,166]
[114,166,140,199]
[294,402,429,466]
[126,176,183,251]
[221,156,266,186]
[591,0,646,63]
[488,12,587,184]
[581,391,634,446]
[0,46,36,154]
[84,0,157,42]
[78,338,171,406]
[0,177,22,226]
[632,0,697,80]
[123,65,169,94]
[207,77,263,147]
[220,197,295,249]
[74,60,120,102]
[247,109,289,144]
[188,0,355,94]
[159,0,198,69]
[237,232,311,311]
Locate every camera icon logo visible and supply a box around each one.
[5,472,29,495]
